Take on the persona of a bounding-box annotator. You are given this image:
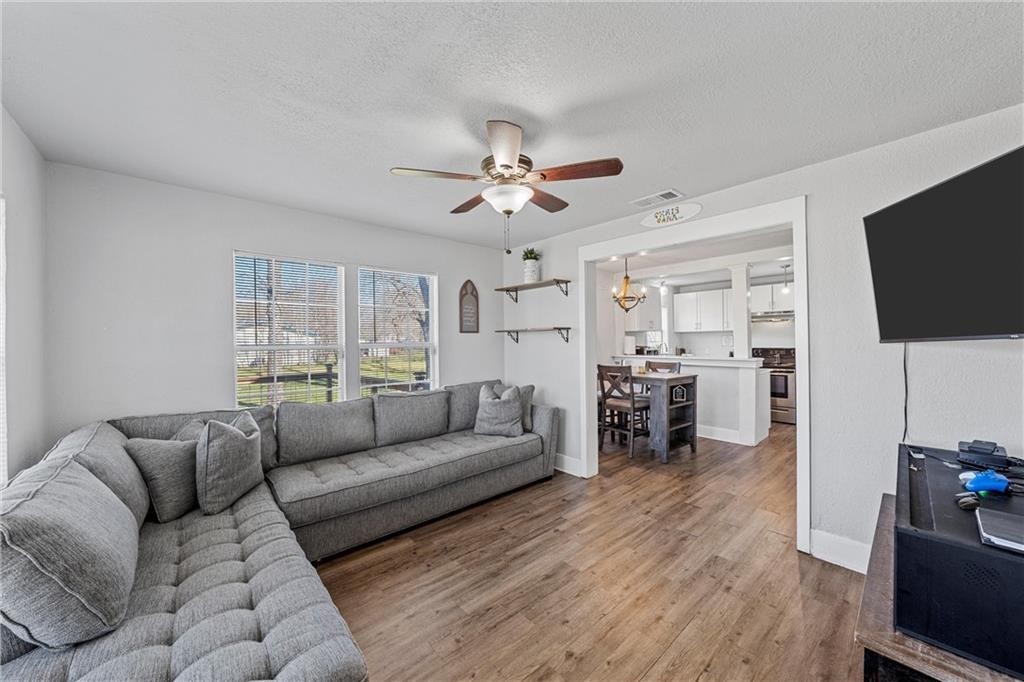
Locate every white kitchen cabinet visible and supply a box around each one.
[772,283,795,311]
[750,282,795,313]
[673,292,699,332]
[697,290,724,332]
[750,285,773,314]
[674,288,732,332]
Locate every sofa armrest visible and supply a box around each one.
[529,403,559,473]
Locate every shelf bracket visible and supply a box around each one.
[504,330,520,343]
[556,328,570,343]
[504,290,519,304]
[555,280,569,297]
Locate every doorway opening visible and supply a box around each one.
[578,197,811,552]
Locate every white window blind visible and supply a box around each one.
[234,253,343,406]
[358,267,436,396]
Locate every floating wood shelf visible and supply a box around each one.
[495,278,570,303]
[495,327,571,343]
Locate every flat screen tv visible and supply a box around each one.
[864,146,1023,342]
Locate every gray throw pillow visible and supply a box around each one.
[196,412,263,515]
[0,457,138,648]
[474,385,524,437]
[495,383,535,431]
[443,380,501,432]
[125,424,199,522]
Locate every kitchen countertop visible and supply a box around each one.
[611,354,764,369]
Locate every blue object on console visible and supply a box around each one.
[964,469,1011,494]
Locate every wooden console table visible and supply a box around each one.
[855,495,1015,682]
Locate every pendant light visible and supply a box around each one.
[781,264,792,294]
[611,258,647,312]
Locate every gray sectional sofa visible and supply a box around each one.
[0,380,559,680]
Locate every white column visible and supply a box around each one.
[730,264,751,358]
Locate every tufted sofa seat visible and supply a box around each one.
[1,483,367,682]
[268,430,543,527]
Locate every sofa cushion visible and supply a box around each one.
[40,422,151,529]
[109,405,278,470]
[495,383,535,431]
[0,457,139,649]
[267,430,543,527]
[126,433,198,523]
[1,624,35,664]
[196,412,264,515]
[372,390,449,447]
[444,379,501,432]
[0,484,367,681]
[474,385,524,437]
[276,399,375,466]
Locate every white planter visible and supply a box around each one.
[523,259,541,283]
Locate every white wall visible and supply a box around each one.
[2,108,48,479]
[504,104,1024,562]
[43,163,505,445]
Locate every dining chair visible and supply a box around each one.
[597,364,650,458]
[645,360,681,374]
[639,361,680,402]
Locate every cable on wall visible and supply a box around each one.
[902,341,909,443]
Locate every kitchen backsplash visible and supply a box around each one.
[672,331,734,357]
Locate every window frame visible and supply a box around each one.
[356,265,439,396]
[232,250,346,407]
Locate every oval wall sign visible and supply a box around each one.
[640,202,702,228]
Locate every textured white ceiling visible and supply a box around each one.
[3,3,1021,249]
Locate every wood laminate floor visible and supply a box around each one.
[318,425,865,681]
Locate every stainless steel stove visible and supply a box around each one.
[753,348,796,424]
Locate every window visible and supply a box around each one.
[358,267,436,396]
[234,254,343,406]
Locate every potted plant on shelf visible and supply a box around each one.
[522,248,541,283]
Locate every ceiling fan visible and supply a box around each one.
[390,120,624,218]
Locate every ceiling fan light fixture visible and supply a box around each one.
[482,184,533,215]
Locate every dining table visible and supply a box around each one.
[630,372,698,463]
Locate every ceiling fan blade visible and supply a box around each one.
[451,194,486,214]
[390,167,484,181]
[486,120,523,174]
[529,187,569,213]
[530,157,623,183]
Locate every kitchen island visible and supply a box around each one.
[611,354,770,446]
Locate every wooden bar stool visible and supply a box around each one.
[597,364,650,458]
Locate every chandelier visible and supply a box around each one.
[611,258,647,313]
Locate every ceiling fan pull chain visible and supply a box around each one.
[504,214,511,255]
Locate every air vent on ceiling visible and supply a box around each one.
[629,188,685,209]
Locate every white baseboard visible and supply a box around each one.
[810,529,871,574]
[554,453,586,477]
[696,424,747,445]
